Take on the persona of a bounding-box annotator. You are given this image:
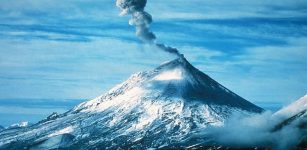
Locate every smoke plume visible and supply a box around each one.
[116,0,181,56]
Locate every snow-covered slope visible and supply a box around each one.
[274,94,307,119]
[0,56,263,149]
[272,94,306,133]
[74,55,262,113]
[271,94,307,148]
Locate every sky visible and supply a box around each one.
[0,0,306,106]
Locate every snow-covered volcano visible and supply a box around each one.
[0,56,263,149]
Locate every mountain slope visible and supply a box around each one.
[74,55,262,113]
[0,56,263,149]
[274,94,307,119]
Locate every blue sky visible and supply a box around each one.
[0,0,306,105]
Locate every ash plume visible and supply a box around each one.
[116,0,181,56]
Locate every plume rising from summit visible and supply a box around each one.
[116,0,181,56]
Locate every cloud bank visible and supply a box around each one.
[206,111,304,149]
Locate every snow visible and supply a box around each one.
[48,126,74,137]
[274,94,307,118]
[8,121,29,128]
[19,122,28,127]
[154,68,183,81]
[80,87,144,113]
[135,101,162,129]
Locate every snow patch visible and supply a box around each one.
[154,69,183,81]
[9,121,29,128]
[82,87,145,112]
[48,126,74,137]
[135,101,162,129]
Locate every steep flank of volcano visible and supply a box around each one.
[0,56,263,150]
[75,55,263,113]
[155,55,263,112]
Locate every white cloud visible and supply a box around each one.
[207,111,302,149]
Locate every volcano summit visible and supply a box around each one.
[0,56,263,149]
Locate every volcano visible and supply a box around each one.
[0,56,263,149]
